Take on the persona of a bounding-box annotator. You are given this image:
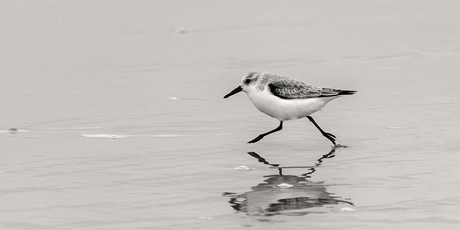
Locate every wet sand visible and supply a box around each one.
[1,1,459,229]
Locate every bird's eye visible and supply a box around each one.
[244,79,251,84]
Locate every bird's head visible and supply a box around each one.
[223,72,262,99]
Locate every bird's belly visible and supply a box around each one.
[249,91,337,121]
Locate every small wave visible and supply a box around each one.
[81,134,130,139]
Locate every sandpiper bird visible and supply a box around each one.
[223,71,356,146]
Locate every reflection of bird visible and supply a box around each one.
[224,71,356,146]
[224,173,353,216]
[222,147,353,216]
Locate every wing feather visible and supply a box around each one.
[269,82,354,99]
[261,72,356,99]
[269,79,322,99]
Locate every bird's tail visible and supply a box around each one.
[338,90,357,95]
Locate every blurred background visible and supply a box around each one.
[1,1,459,229]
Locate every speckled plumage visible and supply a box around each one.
[256,71,352,99]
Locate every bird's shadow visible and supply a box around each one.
[223,147,353,216]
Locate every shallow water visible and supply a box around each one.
[1,1,460,229]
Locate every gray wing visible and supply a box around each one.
[268,79,322,99]
[269,80,354,99]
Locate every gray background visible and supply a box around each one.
[1,0,459,229]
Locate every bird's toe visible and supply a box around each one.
[248,136,263,144]
[324,132,336,139]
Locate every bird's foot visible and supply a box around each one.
[322,132,347,148]
[334,142,347,148]
[248,135,264,144]
[323,132,336,139]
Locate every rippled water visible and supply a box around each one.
[1,1,459,229]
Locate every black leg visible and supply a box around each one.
[307,116,342,147]
[248,121,283,144]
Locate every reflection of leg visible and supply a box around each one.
[248,121,283,144]
[317,146,337,163]
[307,116,341,147]
[302,146,337,178]
[247,152,279,167]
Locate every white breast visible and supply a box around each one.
[247,89,337,121]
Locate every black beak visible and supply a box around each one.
[223,86,243,99]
